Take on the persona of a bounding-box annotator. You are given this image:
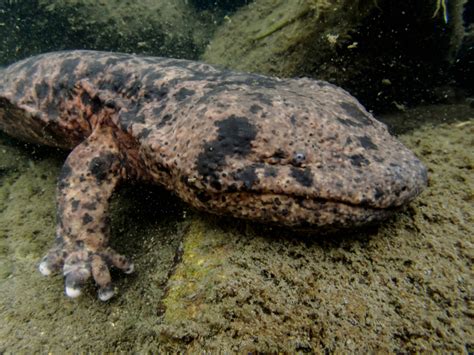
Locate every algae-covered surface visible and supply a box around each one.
[0,0,215,65]
[203,0,469,111]
[0,103,472,352]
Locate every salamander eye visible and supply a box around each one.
[293,151,306,166]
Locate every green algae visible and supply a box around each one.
[162,218,229,324]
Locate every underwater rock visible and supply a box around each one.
[0,0,214,64]
[203,0,470,112]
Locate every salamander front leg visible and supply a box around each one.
[38,125,134,301]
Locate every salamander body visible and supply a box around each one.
[0,51,427,300]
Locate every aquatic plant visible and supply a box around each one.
[433,0,449,23]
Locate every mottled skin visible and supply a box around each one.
[0,50,427,300]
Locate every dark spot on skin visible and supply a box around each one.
[81,91,92,106]
[264,166,277,177]
[89,153,117,182]
[290,167,313,187]
[125,80,141,98]
[144,71,164,86]
[290,114,297,125]
[250,104,262,113]
[91,96,102,114]
[84,61,106,77]
[152,103,168,119]
[196,115,257,188]
[154,86,169,101]
[82,213,93,224]
[119,105,142,130]
[174,87,195,101]
[197,191,211,203]
[210,180,222,190]
[233,165,258,190]
[337,117,363,128]
[71,199,80,212]
[45,101,59,117]
[50,84,70,109]
[349,154,370,167]
[82,202,97,210]
[196,85,233,106]
[35,81,50,102]
[374,187,384,200]
[58,58,80,86]
[137,128,152,139]
[358,135,378,150]
[57,163,72,190]
[251,92,273,106]
[204,83,217,89]
[340,102,372,126]
[135,114,145,124]
[156,114,174,129]
[24,63,40,85]
[272,149,287,161]
[15,80,26,98]
[105,100,117,109]
[102,69,131,92]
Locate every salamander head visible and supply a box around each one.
[176,77,427,229]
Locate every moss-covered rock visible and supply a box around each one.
[0,0,215,65]
[203,0,374,76]
[203,0,469,112]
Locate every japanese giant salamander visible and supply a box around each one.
[0,51,427,301]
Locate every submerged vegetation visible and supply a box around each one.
[433,0,449,23]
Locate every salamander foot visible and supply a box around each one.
[39,245,133,301]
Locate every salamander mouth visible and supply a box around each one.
[194,189,397,229]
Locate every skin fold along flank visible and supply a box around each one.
[0,50,427,301]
